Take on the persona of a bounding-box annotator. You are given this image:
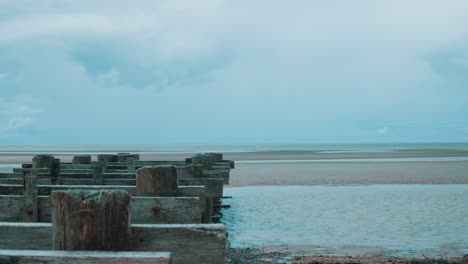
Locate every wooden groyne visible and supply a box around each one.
[0,152,233,264]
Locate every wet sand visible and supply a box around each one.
[229,161,468,186]
[227,246,468,264]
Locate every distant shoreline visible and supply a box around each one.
[1,147,468,162]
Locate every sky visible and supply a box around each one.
[0,0,467,144]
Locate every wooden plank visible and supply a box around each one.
[0,250,171,264]
[0,195,23,221]
[104,173,137,179]
[203,169,230,175]
[129,223,226,264]
[0,195,201,223]
[0,184,138,196]
[103,179,136,185]
[0,222,51,249]
[59,164,96,170]
[59,161,187,170]
[51,173,93,178]
[22,170,38,222]
[211,165,231,170]
[0,222,226,264]
[3,172,140,179]
[0,183,215,197]
[202,170,230,184]
[11,169,94,174]
[58,169,94,173]
[178,178,224,198]
[59,179,95,185]
[215,161,235,169]
[13,168,49,174]
[131,197,201,223]
[0,173,22,178]
[1,175,229,186]
[0,178,22,184]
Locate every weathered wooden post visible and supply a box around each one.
[136,165,178,196]
[97,154,118,163]
[203,198,213,223]
[118,153,140,162]
[51,158,61,185]
[50,190,131,250]
[22,169,38,222]
[186,155,203,177]
[72,155,91,164]
[127,156,136,173]
[176,165,194,178]
[32,154,54,169]
[117,153,130,162]
[209,153,223,162]
[201,154,216,169]
[93,161,104,185]
[102,161,108,173]
[187,154,202,165]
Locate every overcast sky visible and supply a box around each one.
[0,1,467,144]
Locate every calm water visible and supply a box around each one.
[222,185,468,255]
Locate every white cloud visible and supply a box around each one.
[378,127,389,135]
[0,99,42,134]
[4,116,33,131]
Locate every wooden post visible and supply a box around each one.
[117,153,130,162]
[201,154,216,169]
[185,154,201,166]
[0,250,172,264]
[72,155,91,164]
[50,158,60,185]
[32,155,54,169]
[176,165,194,178]
[22,170,38,222]
[209,153,223,162]
[51,190,131,250]
[202,197,213,223]
[97,154,117,162]
[93,161,104,185]
[118,153,140,162]
[136,166,178,196]
[127,157,136,173]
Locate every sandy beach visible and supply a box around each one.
[2,149,467,185]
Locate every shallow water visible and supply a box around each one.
[222,185,468,254]
[236,157,468,163]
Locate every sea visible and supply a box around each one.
[222,185,468,257]
[1,142,467,257]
